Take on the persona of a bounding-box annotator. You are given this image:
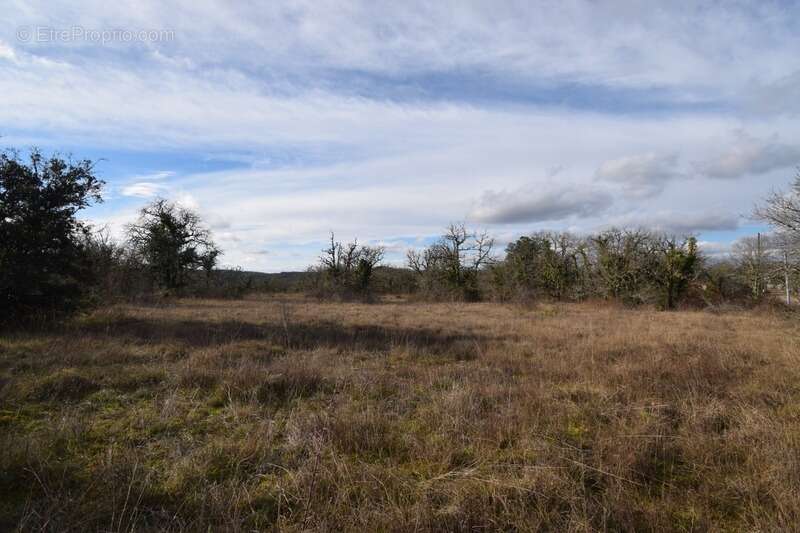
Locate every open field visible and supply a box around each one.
[1,297,799,531]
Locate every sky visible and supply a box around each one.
[2,1,799,272]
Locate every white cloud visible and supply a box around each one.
[695,132,800,179]
[120,182,167,198]
[595,153,681,197]
[469,183,613,224]
[698,240,732,258]
[2,2,799,121]
[136,171,174,181]
[744,71,800,116]
[0,40,16,62]
[607,211,741,234]
[6,1,799,98]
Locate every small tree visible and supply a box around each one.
[650,235,700,310]
[591,229,654,303]
[772,232,800,304]
[0,149,103,320]
[316,233,384,299]
[732,233,773,301]
[754,171,800,304]
[733,232,800,304]
[499,232,589,301]
[79,227,151,302]
[407,223,494,300]
[126,198,220,292]
[199,244,222,288]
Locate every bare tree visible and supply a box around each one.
[734,232,800,304]
[407,223,494,300]
[755,169,800,236]
[732,233,773,300]
[753,174,800,304]
[317,232,384,298]
[773,232,800,304]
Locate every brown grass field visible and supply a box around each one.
[1,296,799,531]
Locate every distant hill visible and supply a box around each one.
[214,269,314,291]
[213,266,417,294]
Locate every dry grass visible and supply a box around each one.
[1,295,799,531]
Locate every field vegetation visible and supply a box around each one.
[2,296,799,531]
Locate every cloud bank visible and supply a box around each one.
[470,184,613,224]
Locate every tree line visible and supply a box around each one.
[312,173,800,308]
[338,223,702,309]
[3,149,799,323]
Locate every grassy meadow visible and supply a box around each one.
[1,296,799,531]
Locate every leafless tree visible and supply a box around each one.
[317,232,384,298]
[407,223,494,300]
[772,232,800,304]
[751,168,800,303]
[734,232,800,303]
[755,169,800,236]
[732,233,774,300]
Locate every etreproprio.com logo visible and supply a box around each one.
[16,26,174,44]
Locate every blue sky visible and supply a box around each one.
[2,1,799,271]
